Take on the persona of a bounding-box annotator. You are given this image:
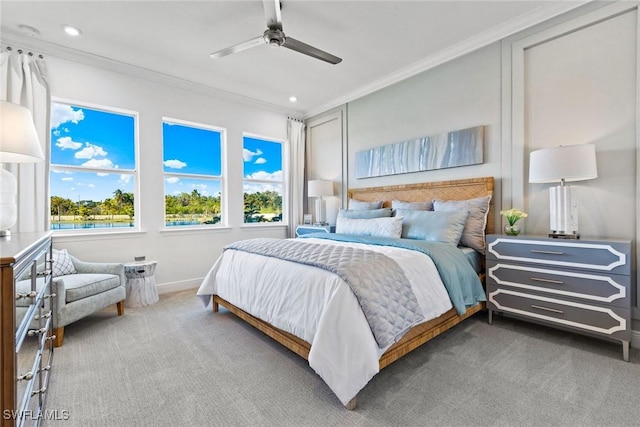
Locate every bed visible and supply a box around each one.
[197,177,494,409]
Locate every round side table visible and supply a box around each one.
[124,261,159,308]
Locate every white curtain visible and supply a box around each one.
[0,49,50,232]
[286,119,306,238]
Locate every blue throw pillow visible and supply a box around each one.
[395,209,469,245]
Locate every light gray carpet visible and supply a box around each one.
[42,290,640,427]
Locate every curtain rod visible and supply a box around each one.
[288,116,304,123]
[3,45,44,59]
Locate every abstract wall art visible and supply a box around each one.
[354,125,484,179]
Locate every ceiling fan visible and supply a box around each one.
[209,0,342,65]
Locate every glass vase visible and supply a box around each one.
[504,223,521,236]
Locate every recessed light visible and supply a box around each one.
[62,25,82,37]
[289,96,298,103]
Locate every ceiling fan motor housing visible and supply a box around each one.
[264,28,285,47]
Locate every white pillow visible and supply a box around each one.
[52,249,76,277]
[336,216,403,238]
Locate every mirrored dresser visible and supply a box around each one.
[1,232,54,426]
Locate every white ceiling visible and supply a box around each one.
[0,1,586,117]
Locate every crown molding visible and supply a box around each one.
[303,1,591,118]
[1,35,301,117]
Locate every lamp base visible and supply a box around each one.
[548,232,579,239]
[0,229,11,237]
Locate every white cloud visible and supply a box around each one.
[61,177,73,182]
[254,157,267,165]
[243,182,281,194]
[166,177,180,184]
[55,136,82,150]
[244,170,282,181]
[75,143,107,159]
[119,175,132,185]
[163,159,187,169]
[88,184,96,188]
[82,158,115,169]
[53,130,61,137]
[51,103,84,129]
[243,148,263,162]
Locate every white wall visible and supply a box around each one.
[47,56,289,292]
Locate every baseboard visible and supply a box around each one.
[632,329,640,349]
[156,278,202,295]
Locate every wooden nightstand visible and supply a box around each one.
[295,225,335,237]
[485,234,632,361]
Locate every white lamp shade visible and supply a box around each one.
[529,143,597,183]
[308,180,334,198]
[0,100,44,163]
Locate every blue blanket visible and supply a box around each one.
[300,233,486,315]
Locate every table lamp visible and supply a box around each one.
[0,101,44,236]
[529,143,598,239]
[307,179,333,225]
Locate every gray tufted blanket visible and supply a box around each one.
[225,238,424,348]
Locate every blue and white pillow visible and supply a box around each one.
[52,249,76,277]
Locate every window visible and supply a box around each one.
[163,119,224,227]
[49,101,136,231]
[243,135,284,224]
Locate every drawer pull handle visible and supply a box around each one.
[15,291,37,300]
[31,387,46,396]
[531,304,564,314]
[531,277,564,285]
[34,311,52,320]
[530,249,564,255]
[27,327,48,337]
[36,270,51,277]
[43,293,56,299]
[17,372,33,382]
[531,249,564,255]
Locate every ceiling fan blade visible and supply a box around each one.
[210,36,265,59]
[263,0,282,30]
[282,37,342,64]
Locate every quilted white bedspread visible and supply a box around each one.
[197,237,453,406]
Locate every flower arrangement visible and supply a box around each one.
[500,208,528,226]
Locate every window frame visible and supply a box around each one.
[49,98,139,234]
[162,117,227,230]
[242,132,287,226]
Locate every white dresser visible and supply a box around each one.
[485,234,632,361]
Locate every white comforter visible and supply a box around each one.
[197,237,453,406]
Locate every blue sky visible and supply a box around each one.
[50,102,283,202]
[50,102,135,201]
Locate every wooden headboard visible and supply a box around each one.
[347,177,495,235]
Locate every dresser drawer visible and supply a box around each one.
[487,287,631,340]
[486,236,630,275]
[487,262,630,308]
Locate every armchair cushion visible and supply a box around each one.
[59,273,122,303]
